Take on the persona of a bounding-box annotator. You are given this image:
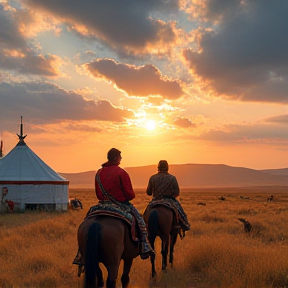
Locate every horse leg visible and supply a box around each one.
[106,264,119,288]
[121,258,133,288]
[169,233,177,267]
[161,238,169,272]
[150,249,156,278]
[148,209,158,278]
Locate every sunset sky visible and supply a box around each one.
[0,0,287,173]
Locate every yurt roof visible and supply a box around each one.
[0,117,68,184]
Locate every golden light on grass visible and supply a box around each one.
[0,187,288,287]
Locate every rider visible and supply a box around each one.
[94,148,154,260]
[146,160,190,236]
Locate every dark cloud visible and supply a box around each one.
[23,0,177,52]
[87,59,184,99]
[0,81,134,124]
[173,117,196,128]
[264,114,288,124]
[183,0,288,104]
[0,4,60,76]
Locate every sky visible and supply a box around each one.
[0,0,287,173]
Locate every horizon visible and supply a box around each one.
[0,1,287,173]
[58,162,288,175]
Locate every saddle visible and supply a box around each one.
[145,198,179,225]
[85,202,139,241]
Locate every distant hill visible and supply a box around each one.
[260,168,288,176]
[59,164,288,188]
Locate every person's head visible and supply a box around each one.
[158,160,168,172]
[107,148,122,164]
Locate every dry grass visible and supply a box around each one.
[0,187,288,288]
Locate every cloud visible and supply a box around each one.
[173,117,196,128]
[183,0,288,104]
[23,0,177,53]
[0,4,61,76]
[86,58,184,99]
[198,123,288,143]
[0,81,134,124]
[264,114,288,124]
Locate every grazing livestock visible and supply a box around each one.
[240,196,250,200]
[70,197,83,210]
[238,218,252,233]
[197,202,206,206]
[267,195,274,202]
[218,196,225,201]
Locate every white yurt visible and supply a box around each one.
[0,118,69,212]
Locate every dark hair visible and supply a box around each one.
[107,148,121,161]
[158,160,168,171]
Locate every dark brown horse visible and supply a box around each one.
[77,216,140,288]
[143,204,178,278]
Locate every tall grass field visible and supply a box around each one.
[0,186,288,288]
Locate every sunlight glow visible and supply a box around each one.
[145,120,156,131]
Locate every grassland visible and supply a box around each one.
[0,186,288,288]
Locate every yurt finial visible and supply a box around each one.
[16,116,27,146]
[0,134,3,158]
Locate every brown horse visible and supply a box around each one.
[143,204,178,278]
[77,216,140,288]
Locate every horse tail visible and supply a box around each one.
[85,222,101,287]
[148,209,158,246]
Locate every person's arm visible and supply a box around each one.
[95,169,102,200]
[120,170,135,201]
[146,177,153,196]
[171,176,180,197]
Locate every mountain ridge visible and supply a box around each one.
[59,164,288,189]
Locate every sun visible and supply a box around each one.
[145,120,156,131]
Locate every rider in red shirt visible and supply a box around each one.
[95,161,135,202]
[95,148,154,260]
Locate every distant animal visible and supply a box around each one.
[267,195,274,202]
[238,218,252,232]
[77,216,140,288]
[197,202,206,206]
[143,204,178,278]
[70,198,83,209]
[218,196,225,201]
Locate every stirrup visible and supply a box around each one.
[140,242,154,260]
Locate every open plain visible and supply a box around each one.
[0,186,288,288]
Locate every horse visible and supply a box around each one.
[77,215,140,288]
[143,204,178,278]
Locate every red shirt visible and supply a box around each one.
[95,162,135,202]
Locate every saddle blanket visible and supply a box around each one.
[85,202,138,241]
[144,198,180,223]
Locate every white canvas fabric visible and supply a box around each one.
[0,142,69,211]
[0,144,67,182]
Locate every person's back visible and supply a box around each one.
[146,160,190,236]
[95,155,135,203]
[146,160,179,200]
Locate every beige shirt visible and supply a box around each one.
[146,171,180,200]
